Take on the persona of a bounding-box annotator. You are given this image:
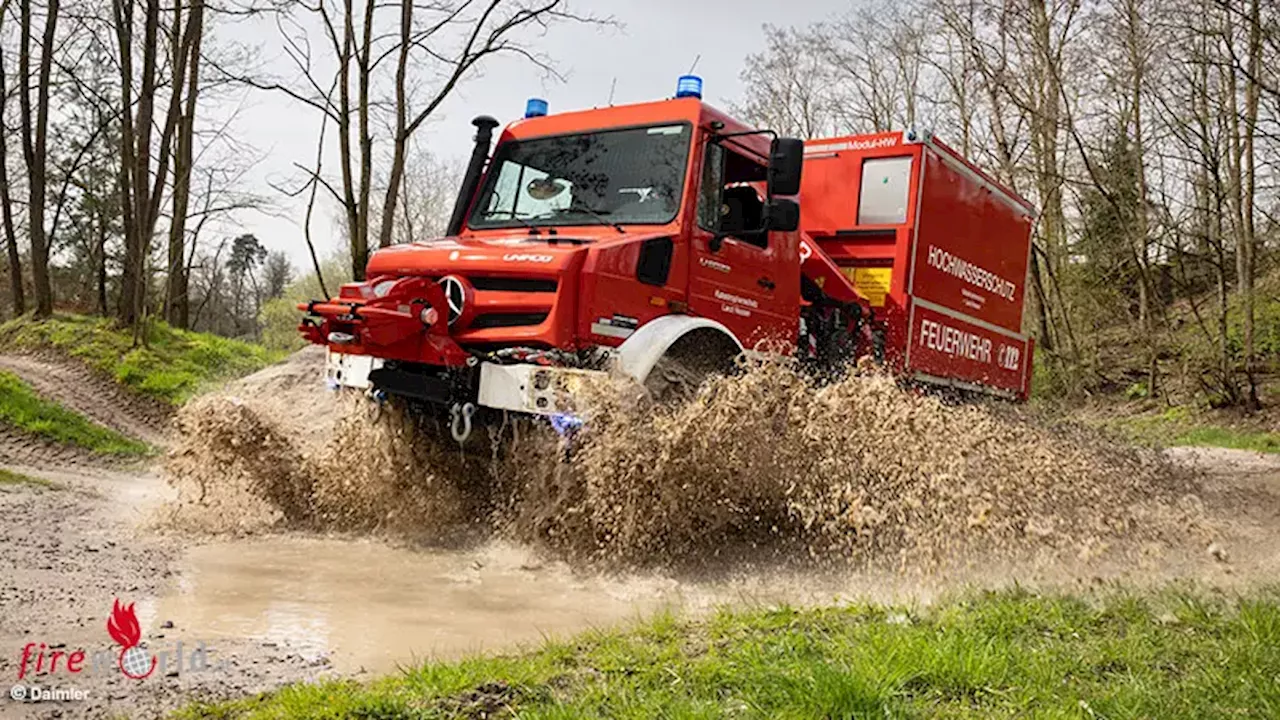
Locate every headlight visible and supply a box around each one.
[372,279,397,298]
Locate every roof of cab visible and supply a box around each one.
[498,97,770,158]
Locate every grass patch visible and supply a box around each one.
[0,468,56,489]
[1106,406,1280,454]
[0,371,149,457]
[0,314,285,405]
[1171,425,1280,453]
[174,587,1280,719]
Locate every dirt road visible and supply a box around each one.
[0,355,326,719]
[0,353,1279,718]
[0,355,169,449]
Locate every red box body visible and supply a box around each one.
[799,132,1036,398]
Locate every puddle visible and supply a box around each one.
[154,537,700,673]
[154,535,1217,676]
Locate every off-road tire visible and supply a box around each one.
[642,330,740,404]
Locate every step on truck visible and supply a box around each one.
[300,76,1036,442]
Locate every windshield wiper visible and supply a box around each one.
[551,205,626,234]
[481,210,545,235]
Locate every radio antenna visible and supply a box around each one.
[607,77,617,106]
[687,54,701,74]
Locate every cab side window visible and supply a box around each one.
[695,141,769,248]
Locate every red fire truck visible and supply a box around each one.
[300,77,1035,441]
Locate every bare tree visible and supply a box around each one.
[0,0,24,316]
[229,0,598,282]
[165,0,205,329]
[734,25,839,137]
[19,0,59,317]
[113,0,204,330]
[370,141,460,246]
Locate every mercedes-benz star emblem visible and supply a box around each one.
[440,276,467,325]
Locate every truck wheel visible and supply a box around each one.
[643,330,739,404]
[644,355,708,403]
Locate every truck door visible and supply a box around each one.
[687,141,800,347]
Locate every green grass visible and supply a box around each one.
[174,586,1280,719]
[0,314,285,405]
[1171,425,1280,453]
[0,467,57,489]
[0,371,149,457]
[1107,406,1280,454]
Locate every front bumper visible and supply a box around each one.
[299,276,472,368]
[326,350,604,417]
[325,350,384,389]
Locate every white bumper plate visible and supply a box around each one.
[326,350,384,390]
[478,363,604,416]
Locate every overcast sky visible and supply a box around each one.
[224,1,845,270]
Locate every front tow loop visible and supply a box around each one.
[450,402,476,443]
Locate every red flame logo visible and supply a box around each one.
[107,599,155,679]
[107,599,141,648]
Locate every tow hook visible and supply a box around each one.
[369,388,388,422]
[450,402,476,443]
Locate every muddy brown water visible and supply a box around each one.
[147,528,1258,677]
[152,537,936,674]
[153,537,690,673]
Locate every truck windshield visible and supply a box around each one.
[468,124,691,231]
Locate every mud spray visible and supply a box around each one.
[165,349,1210,571]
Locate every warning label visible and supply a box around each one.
[842,267,892,307]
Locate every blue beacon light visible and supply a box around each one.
[525,98,548,118]
[675,75,703,99]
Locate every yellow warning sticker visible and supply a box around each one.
[841,267,892,307]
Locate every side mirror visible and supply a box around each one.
[764,198,800,232]
[767,137,805,196]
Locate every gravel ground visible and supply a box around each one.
[0,355,330,719]
[0,465,332,719]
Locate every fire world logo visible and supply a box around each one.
[106,600,156,680]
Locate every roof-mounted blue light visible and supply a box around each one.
[675,75,703,99]
[525,98,548,118]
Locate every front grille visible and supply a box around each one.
[469,312,549,330]
[470,277,558,293]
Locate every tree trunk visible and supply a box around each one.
[376,0,412,249]
[1239,0,1261,409]
[116,0,198,330]
[0,0,24,317]
[20,0,59,318]
[355,0,375,271]
[166,0,203,329]
[115,0,147,328]
[337,0,361,281]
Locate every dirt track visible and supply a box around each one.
[0,355,169,472]
[0,355,169,448]
[1,353,1279,718]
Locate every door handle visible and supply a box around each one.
[757,277,776,290]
